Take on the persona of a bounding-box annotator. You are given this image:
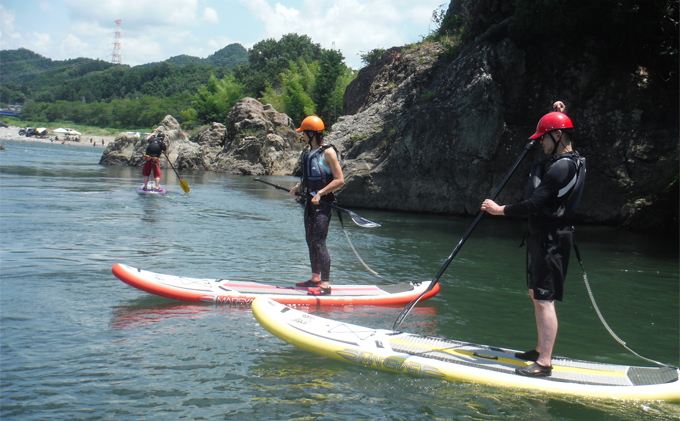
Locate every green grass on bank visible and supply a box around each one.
[0,116,150,137]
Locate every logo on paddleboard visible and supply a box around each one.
[200,295,254,307]
[337,349,445,378]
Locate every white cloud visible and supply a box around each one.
[238,0,442,66]
[202,7,218,23]
[39,1,54,11]
[63,0,199,26]
[60,34,89,57]
[120,35,163,65]
[31,32,53,51]
[207,35,236,51]
[0,6,22,49]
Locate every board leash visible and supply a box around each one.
[573,234,671,368]
[336,210,393,283]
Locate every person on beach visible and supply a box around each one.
[480,101,586,377]
[289,116,344,296]
[142,132,167,191]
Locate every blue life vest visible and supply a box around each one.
[301,144,340,197]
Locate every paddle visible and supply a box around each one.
[392,139,537,331]
[164,151,190,193]
[254,178,380,228]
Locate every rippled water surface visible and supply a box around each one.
[1,140,678,420]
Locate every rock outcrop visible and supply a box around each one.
[212,98,302,175]
[100,99,303,176]
[330,21,678,233]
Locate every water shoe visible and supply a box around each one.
[515,362,552,377]
[296,279,320,287]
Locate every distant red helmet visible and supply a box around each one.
[529,112,573,139]
[296,116,325,133]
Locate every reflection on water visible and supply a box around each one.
[1,140,678,420]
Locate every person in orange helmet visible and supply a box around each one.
[289,116,344,296]
[481,103,586,377]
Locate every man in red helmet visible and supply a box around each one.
[481,107,586,377]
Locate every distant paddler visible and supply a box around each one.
[141,132,167,191]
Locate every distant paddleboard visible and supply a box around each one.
[137,183,166,195]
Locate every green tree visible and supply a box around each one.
[242,33,323,96]
[313,49,345,124]
[327,68,357,124]
[280,60,317,124]
[194,74,245,124]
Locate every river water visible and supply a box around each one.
[1,140,678,420]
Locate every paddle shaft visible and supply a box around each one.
[253,178,379,227]
[163,152,190,192]
[392,140,536,331]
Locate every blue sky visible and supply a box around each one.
[0,0,446,69]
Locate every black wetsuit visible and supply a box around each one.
[505,151,586,301]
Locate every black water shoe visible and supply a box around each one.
[515,362,552,377]
[515,349,540,362]
[296,279,320,287]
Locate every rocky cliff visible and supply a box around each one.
[100,98,303,176]
[330,18,678,233]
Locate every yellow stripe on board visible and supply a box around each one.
[389,337,627,378]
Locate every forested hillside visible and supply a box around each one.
[138,43,248,68]
[1,34,356,131]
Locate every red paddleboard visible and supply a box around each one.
[112,263,440,307]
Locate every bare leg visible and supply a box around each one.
[530,289,558,367]
[154,176,162,190]
[143,175,150,190]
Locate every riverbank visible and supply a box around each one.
[0,125,116,147]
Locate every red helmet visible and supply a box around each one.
[529,112,573,139]
[296,116,325,133]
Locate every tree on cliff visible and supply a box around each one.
[313,49,346,124]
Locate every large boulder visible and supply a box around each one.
[212,98,303,175]
[100,102,304,176]
[99,115,209,170]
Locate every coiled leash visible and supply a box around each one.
[336,210,392,282]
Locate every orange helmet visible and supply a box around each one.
[529,112,573,139]
[296,116,325,133]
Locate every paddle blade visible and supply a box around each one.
[180,179,190,193]
[349,212,381,228]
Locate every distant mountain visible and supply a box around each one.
[0,48,114,85]
[139,43,248,69]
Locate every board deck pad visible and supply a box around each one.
[252,297,680,401]
[112,263,440,306]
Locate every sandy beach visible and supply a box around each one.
[0,125,117,147]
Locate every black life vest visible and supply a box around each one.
[145,139,163,158]
[525,151,586,219]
